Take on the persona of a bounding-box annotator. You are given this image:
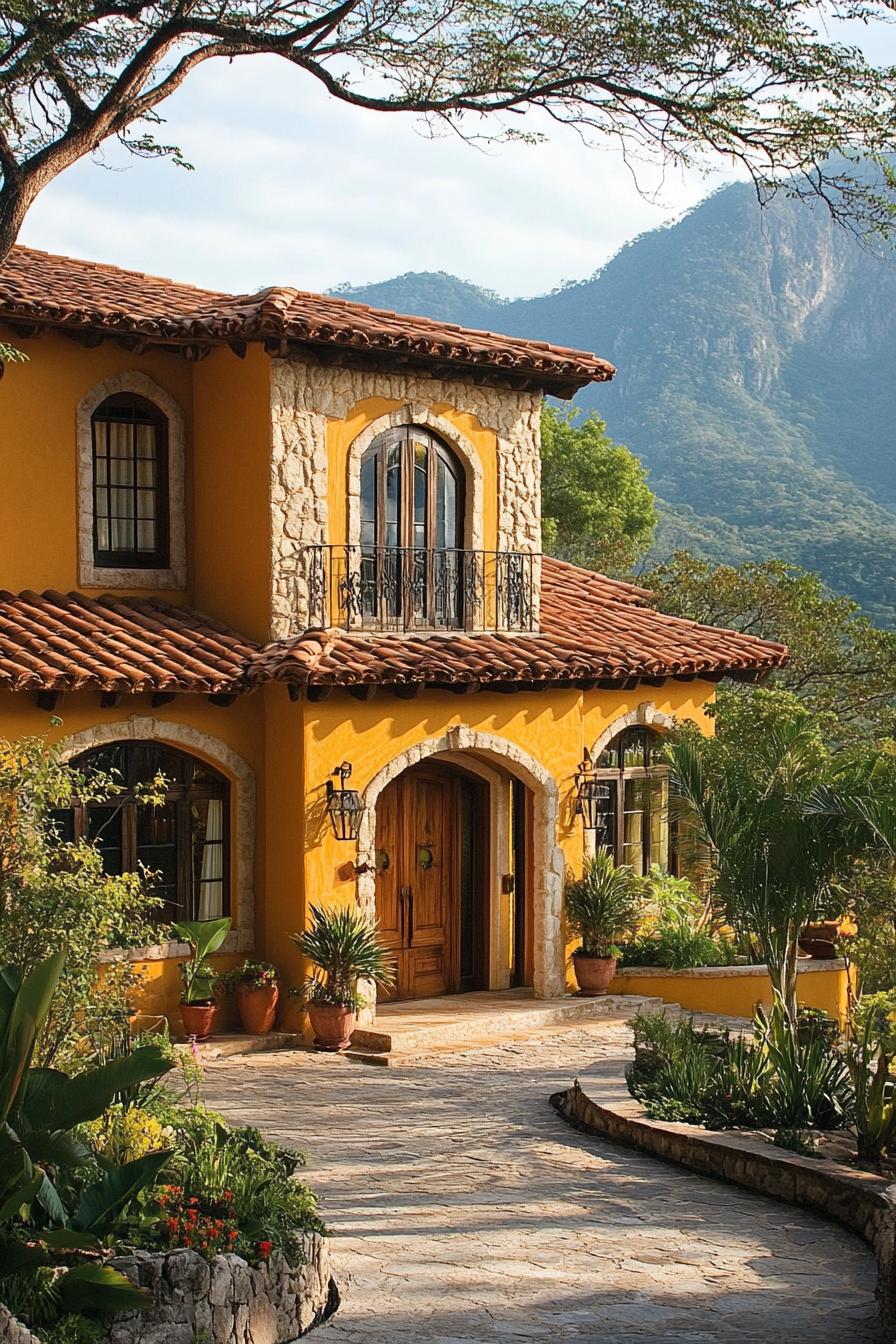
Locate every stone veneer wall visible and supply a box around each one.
[269,357,542,639]
[0,1239,336,1344]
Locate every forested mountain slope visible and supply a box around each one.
[334,184,896,623]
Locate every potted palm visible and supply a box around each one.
[566,852,644,995]
[291,903,395,1050]
[220,959,280,1034]
[172,916,231,1039]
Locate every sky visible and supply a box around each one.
[16,17,896,300]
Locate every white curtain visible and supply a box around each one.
[198,799,224,919]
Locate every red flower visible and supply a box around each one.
[257,1240,273,1260]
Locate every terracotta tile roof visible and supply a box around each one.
[253,557,789,689]
[0,247,614,394]
[0,564,787,699]
[0,591,257,695]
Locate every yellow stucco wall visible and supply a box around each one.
[0,326,193,598]
[614,963,854,1026]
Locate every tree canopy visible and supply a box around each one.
[642,552,896,743]
[540,403,657,577]
[2,1,896,263]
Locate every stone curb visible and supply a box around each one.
[550,1058,896,1342]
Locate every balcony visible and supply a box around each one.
[301,545,539,634]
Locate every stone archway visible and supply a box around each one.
[59,716,255,953]
[355,726,564,1005]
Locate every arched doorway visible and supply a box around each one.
[357,727,564,1008]
[375,760,488,1001]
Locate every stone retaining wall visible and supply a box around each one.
[551,1065,896,1340]
[1,1236,336,1344]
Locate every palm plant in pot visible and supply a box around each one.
[220,959,280,1034]
[172,916,231,1039]
[291,904,395,1050]
[566,852,645,995]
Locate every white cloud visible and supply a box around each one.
[21,54,733,297]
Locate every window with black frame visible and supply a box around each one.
[91,393,169,569]
[53,742,230,924]
[592,727,671,874]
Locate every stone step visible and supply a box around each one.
[349,993,664,1059]
[175,1030,303,1061]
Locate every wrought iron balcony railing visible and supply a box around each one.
[301,545,538,634]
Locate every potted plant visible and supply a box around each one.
[220,959,280,1034]
[172,916,231,1039]
[566,852,644,995]
[291,903,395,1050]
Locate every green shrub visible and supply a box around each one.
[566,853,645,958]
[621,866,736,969]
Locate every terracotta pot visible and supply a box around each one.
[179,1001,217,1040]
[308,1001,356,1051]
[798,920,841,961]
[237,982,279,1035]
[573,953,618,996]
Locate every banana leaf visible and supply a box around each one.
[57,1262,151,1313]
[0,952,65,1124]
[19,1046,173,1131]
[73,1149,171,1234]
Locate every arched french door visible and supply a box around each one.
[374,761,487,1001]
[359,426,465,628]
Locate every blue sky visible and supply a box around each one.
[17,17,896,299]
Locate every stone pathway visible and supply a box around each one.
[201,1022,880,1343]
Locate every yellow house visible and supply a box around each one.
[0,245,788,1030]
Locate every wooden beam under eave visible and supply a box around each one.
[305,684,331,702]
[208,692,238,706]
[151,692,177,707]
[391,682,422,700]
[348,684,378,701]
[449,681,481,695]
[641,676,666,687]
[35,690,61,711]
[100,691,122,708]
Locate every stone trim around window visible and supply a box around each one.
[60,716,254,958]
[76,372,187,589]
[584,703,675,861]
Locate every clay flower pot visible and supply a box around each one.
[180,1001,217,1040]
[308,1001,356,1051]
[238,982,279,1035]
[798,919,841,961]
[573,953,618,996]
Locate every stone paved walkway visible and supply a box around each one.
[201,1021,880,1343]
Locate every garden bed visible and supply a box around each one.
[613,958,851,1024]
[551,1059,896,1341]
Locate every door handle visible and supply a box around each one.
[407,886,414,947]
[398,887,406,942]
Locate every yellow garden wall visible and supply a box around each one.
[614,961,854,1025]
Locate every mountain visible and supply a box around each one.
[332,184,896,625]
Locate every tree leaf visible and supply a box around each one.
[37,1046,173,1130]
[57,1262,151,1313]
[73,1149,171,1233]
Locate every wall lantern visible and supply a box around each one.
[574,749,610,832]
[326,762,364,841]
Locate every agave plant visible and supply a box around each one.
[0,952,173,1315]
[565,852,645,958]
[291,905,395,1009]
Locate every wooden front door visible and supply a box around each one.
[375,765,484,1001]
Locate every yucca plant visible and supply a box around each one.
[291,905,395,1010]
[565,852,645,958]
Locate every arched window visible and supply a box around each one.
[359,427,465,627]
[593,727,671,875]
[54,742,229,923]
[91,394,169,568]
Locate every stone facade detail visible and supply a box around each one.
[269,357,543,639]
[0,1308,39,1344]
[76,372,187,590]
[354,726,565,1011]
[104,1241,335,1344]
[59,717,255,956]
